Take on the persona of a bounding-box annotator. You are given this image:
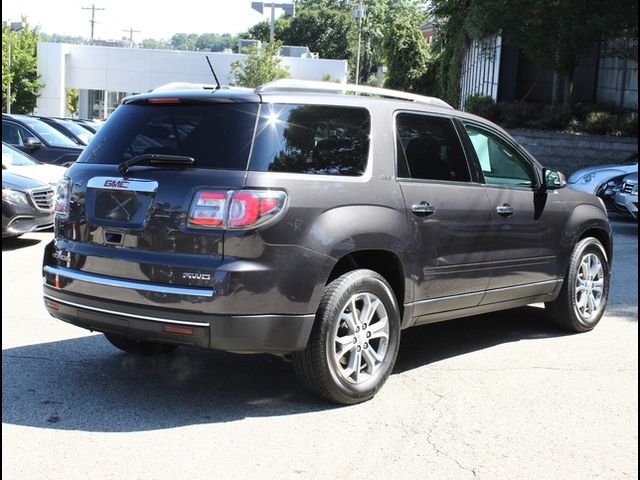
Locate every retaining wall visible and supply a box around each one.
[509,129,637,175]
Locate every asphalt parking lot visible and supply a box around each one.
[2,217,637,480]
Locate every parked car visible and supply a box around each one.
[2,142,67,186]
[568,152,638,208]
[33,116,95,146]
[60,117,104,134]
[2,114,84,166]
[3,170,54,237]
[614,172,638,219]
[42,80,612,404]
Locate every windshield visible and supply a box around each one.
[2,143,39,166]
[57,119,94,145]
[18,117,79,148]
[78,103,259,170]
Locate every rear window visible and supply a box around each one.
[249,104,370,176]
[78,103,259,170]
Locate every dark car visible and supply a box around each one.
[42,80,612,404]
[2,114,84,166]
[65,118,103,134]
[33,116,95,146]
[3,170,54,237]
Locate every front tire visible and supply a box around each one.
[293,269,401,404]
[104,333,178,355]
[546,237,610,332]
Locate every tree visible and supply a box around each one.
[2,19,43,113]
[383,15,430,92]
[140,38,169,50]
[281,7,355,61]
[66,88,79,115]
[170,33,198,51]
[230,42,290,88]
[465,0,638,108]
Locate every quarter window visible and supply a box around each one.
[395,113,470,182]
[464,125,537,188]
[249,104,370,176]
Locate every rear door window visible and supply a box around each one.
[249,104,370,176]
[395,113,470,182]
[78,103,259,170]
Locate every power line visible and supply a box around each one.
[123,27,140,47]
[82,4,105,41]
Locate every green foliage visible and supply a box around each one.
[140,38,169,50]
[40,32,87,44]
[465,0,638,107]
[230,42,290,88]
[66,88,79,115]
[470,100,637,137]
[170,33,198,51]
[464,94,498,121]
[2,19,43,114]
[245,17,292,43]
[383,16,430,92]
[582,112,619,135]
[281,7,355,61]
[243,0,428,85]
[429,0,471,106]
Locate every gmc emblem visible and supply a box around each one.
[104,180,130,189]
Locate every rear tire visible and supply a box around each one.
[104,333,178,355]
[293,269,401,405]
[546,237,610,332]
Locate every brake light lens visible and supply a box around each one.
[188,190,286,229]
[53,177,71,215]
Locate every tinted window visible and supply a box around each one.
[396,113,470,182]
[250,104,370,176]
[17,117,78,148]
[2,122,31,146]
[464,125,537,188]
[79,103,259,170]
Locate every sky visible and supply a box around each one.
[2,0,283,41]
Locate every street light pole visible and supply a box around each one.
[353,0,366,85]
[6,21,24,114]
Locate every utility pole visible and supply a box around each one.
[353,0,366,85]
[122,27,140,47]
[82,4,105,42]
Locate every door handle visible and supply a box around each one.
[496,204,515,216]
[411,202,436,216]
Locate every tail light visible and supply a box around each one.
[188,190,286,229]
[53,177,71,215]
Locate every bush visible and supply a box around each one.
[475,100,637,137]
[581,112,618,135]
[464,94,498,121]
[619,111,638,137]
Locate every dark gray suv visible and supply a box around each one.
[43,80,612,404]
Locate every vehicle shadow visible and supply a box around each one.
[2,236,42,251]
[2,306,569,433]
[395,305,568,373]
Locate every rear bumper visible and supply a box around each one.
[43,287,315,353]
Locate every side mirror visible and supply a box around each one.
[543,168,567,190]
[23,136,44,150]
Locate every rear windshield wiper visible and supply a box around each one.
[118,154,195,175]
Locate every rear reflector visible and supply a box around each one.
[188,189,286,229]
[45,300,60,310]
[163,325,193,335]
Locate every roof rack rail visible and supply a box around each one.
[256,79,453,109]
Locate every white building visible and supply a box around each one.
[37,42,348,118]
